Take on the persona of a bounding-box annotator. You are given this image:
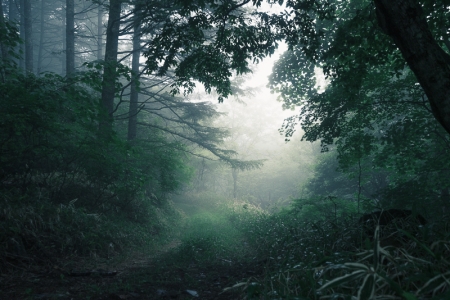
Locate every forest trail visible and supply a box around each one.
[1,239,259,300]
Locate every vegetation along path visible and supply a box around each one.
[2,0,450,299]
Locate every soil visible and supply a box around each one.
[0,241,266,300]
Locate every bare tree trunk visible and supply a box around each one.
[8,0,19,24]
[23,0,33,73]
[18,0,25,69]
[0,0,8,81]
[37,0,45,74]
[232,168,238,199]
[61,7,65,75]
[97,4,103,60]
[127,3,142,141]
[19,0,24,70]
[0,0,8,58]
[100,0,121,124]
[65,0,74,76]
[375,0,450,135]
[8,0,19,66]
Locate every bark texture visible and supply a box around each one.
[37,0,45,74]
[0,0,8,64]
[97,5,103,60]
[127,4,142,141]
[66,0,75,76]
[101,0,121,117]
[23,0,33,73]
[374,0,450,135]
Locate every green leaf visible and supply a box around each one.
[318,270,365,291]
[357,274,375,300]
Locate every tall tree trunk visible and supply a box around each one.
[23,0,32,73]
[37,0,45,74]
[0,0,8,62]
[97,4,103,60]
[65,0,74,76]
[19,0,24,70]
[0,0,9,82]
[127,3,142,141]
[8,0,19,25]
[100,0,121,127]
[8,0,19,67]
[374,0,450,135]
[232,168,238,199]
[61,7,65,75]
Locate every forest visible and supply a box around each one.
[0,0,449,299]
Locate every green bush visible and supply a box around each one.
[0,63,191,268]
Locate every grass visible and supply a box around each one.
[170,192,450,299]
[2,190,450,299]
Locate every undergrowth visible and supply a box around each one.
[169,192,450,299]
[0,191,182,275]
[226,210,450,299]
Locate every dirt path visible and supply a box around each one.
[1,240,262,299]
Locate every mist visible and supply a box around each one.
[1,1,449,299]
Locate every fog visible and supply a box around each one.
[181,43,322,209]
[4,1,449,298]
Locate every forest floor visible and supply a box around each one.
[1,240,263,300]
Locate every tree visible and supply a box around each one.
[36,0,45,74]
[142,0,281,102]
[269,0,450,214]
[270,0,450,136]
[23,0,32,73]
[374,0,450,135]
[101,0,121,120]
[127,1,142,141]
[65,0,74,76]
[97,4,103,60]
[0,0,9,63]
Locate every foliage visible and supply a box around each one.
[215,205,450,300]
[269,0,450,213]
[0,58,192,270]
[288,195,358,223]
[0,194,181,270]
[0,67,191,211]
[170,192,266,264]
[143,0,283,102]
[316,227,450,300]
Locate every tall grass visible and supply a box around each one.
[218,205,450,300]
[0,191,183,273]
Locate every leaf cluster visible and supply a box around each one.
[143,0,283,101]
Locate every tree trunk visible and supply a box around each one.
[101,0,121,122]
[8,0,19,26]
[8,0,19,66]
[65,0,75,76]
[232,168,238,199]
[61,7,65,75]
[23,0,33,73]
[97,4,103,60]
[127,3,142,141]
[18,0,24,69]
[37,0,45,74]
[8,0,20,64]
[374,0,450,135]
[0,0,8,62]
